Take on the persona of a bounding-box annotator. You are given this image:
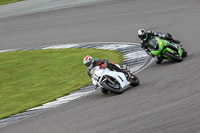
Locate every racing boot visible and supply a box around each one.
[111,64,132,82]
[165,33,181,44]
[172,39,181,44]
[101,88,108,94]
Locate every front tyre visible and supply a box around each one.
[164,50,182,62]
[102,81,123,94]
[154,56,163,64]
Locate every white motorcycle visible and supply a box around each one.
[90,64,139,94]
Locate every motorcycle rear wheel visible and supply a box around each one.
[181,48,187,57]
[164,50,182,62]
[102,81,123,94]
[130,75,140,86]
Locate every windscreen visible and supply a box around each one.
[148,38,158,50]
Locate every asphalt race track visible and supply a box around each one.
[1,0,200,133]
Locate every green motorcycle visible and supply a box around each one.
[147,37,187,64]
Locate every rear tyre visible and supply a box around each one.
[181,48,187,57]
[130,74,140,86]
[102,81,123,94]
[164,50,182,62]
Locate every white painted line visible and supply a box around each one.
[43,44,81,49]
[123,51,148,60]
[97,44,131,50]
[0,50,11,53]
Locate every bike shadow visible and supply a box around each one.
[153,60,183,66]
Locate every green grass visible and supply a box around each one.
[0,48,123,119]
[0,0,23,5]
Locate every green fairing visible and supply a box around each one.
[178,45,182,56]
[150,38,167,56]
[162,47,175,59]
[147,36,185,62]
[149,37,183,61]
[163,47,175,54]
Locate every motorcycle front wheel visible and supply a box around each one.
[102,80,123,94]
[154,56,163,64]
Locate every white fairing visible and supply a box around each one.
[90,65,130,89]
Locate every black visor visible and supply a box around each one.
[85,61,91,67]
[139,34,147,40]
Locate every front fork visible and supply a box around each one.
[104,76,115,85]
[122,65,132,82]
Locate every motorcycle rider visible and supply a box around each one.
[83,55,131,94]
[137,29,181,55]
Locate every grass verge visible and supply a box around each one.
[0,0,24,5]
[0,48,123,119]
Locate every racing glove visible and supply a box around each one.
[99,63,108,69]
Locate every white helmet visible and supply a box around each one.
[138,29,148,41]
[83,55,93,69]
